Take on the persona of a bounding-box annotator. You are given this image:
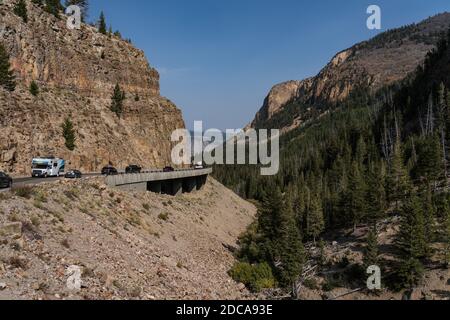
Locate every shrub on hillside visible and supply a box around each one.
[13,186,36,199]
[228,262,275,292]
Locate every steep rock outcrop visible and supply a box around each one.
[249,12,450,131]
[0,0,185,174]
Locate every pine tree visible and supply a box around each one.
[355,136,367,167]
[274,194,305,289]
[306,194,324,244]
[343,161,367,230]
[441,199,450,267]
[366,163,386,225]
[414,134,443,187]
[110,84,125,118]
[98,11,107,34]
[0,44,16,92]
[396,190,427,289]
[114,30,122,39]
[256,186,284,262]
[396,257,424,291]
[437,83,448,182]
[387,139,411,211]
[65,0,88,21]
[45,0,63,17]
[293,183,308,228]
[445,87,450,145]
[364,227,379,269]
[14,0,28,23]
[29,81,39,96]
[422,185,436,252]
[61,117,76,151]
[252,188,306,291]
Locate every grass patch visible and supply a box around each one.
[303,278,320,290]
[61,238,70,249]
[0,192,11,201]
[13,186,35,199]
[158,212,170,221]
[9,256,28,270]
[31,215,40,227]
[33,200,45,210]
[51,211,65,223]
[127,214,142,227]
[162,200,173,207]
[35,191,48,203]
[64,189,79,200]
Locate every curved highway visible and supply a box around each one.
[5,173,102,190]
[1,169,206,192]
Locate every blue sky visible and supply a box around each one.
[88,0,450,130]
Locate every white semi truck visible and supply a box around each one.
[31,157,66,178]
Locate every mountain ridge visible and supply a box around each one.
[247,12,450,132]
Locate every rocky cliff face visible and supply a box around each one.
[248,13,450,131]
[248,80,310,130]
[0,0,185,174]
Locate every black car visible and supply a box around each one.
[163,166,175,172]
[65,170,82,179]
[101,166,118,176]
[125,165,142,174]
[0,171,12,189]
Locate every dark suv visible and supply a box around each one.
[125,165,142,174]
[0,171,12,189]
[65,170,82,179]
[101,166,118,176]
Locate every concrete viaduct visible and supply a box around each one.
[105,168,212,196]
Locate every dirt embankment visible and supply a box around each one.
[0,177,255,300]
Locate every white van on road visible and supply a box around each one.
[194,162,204,170]
[31,157,65,178]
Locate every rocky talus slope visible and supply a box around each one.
[0,0,185,174]
[0,177,256,300]
[248,13,450,131]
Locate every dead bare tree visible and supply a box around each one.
[441,127,448,184]
[425,94,435,136]
[382,115,394,167]
[293,261,319,299]
[410,137,418,167]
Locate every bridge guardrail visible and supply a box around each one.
[113,168,211,176]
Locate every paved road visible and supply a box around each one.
[0,169,203,192]
[0,173,102,192]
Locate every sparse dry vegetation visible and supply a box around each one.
[0,177,255,300]
[12,186,35,199]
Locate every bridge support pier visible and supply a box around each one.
[147,181,162,193]
[183,177,197,193]
[196,175,207,190]
[171,179,183,196]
